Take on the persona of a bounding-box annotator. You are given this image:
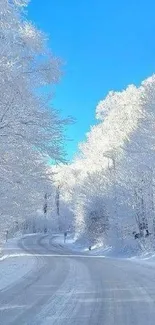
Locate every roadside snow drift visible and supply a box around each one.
[0,237,36,291]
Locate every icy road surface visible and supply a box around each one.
[1,235,155,324]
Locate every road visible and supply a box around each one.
[1,234,155,324]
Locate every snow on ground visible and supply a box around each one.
[1,232,155,294]
[0,236,36,291]
[52,233,90,252]
[43,233,155,269]
[52,233,155,262]
[52,233,110,255]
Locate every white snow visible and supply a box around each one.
[52,233,155,263]
[1,233,155,295]
[0,237,36,291]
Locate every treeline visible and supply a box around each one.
[0,0,69,244]
[56,76,155,250]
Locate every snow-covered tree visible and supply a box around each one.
[0,0,68,160]
[0,0,69,244]
[55,75,155,252]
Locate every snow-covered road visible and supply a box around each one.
[1,235,155,324]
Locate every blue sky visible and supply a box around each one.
[28,0,155,161]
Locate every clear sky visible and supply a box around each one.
[28,0,155,161]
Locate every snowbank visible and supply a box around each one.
[0,236,36,291]
[52,233,145,258]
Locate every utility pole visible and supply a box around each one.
[55,185,61,231]
[44,193,48,217]
[102,152,117,216]
[105,154,118,218]
[43,193,48,233]
[56,185,60,217]
[111,156,117,219]
[134,188,141,232]
[149,170,155,241]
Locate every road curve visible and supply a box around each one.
[1,235,155,324]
